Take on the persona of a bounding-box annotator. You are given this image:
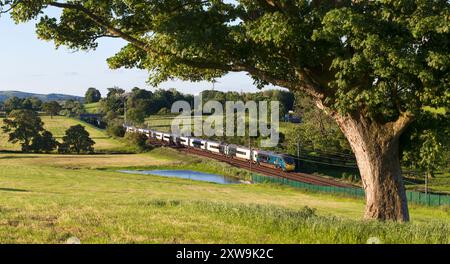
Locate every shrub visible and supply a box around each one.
[124,132,148,152]
[106,121,126,138]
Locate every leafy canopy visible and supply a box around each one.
[42,101,62,117]
[1,0,448,123]
[85,87,102,103]
[61,124,95,154]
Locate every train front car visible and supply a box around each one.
[256,151,296,172]
[280,155,296,172]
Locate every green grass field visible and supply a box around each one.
[0,148,448,243]
[0,116,132,153]
[84,102,101,114]
[405,172,450,194]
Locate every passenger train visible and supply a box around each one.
[124,125,296,172]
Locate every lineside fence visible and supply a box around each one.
[251,174,450,207]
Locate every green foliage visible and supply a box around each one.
[100,87,125,116]
[401,112,450,175]
[1,109,44,152]
[100,87,193,126]
[126,107,146,125]
[42,100,62,118]
[61,99,85,118]
[285,92,351,154]
[84,87,101,103]
[124,132,148,152]
[3,0,448,117]
[3,96,43,112]
[30,130,58,153]
[106,120,126,138]
[61,124,95,154]
[201,89,295,116]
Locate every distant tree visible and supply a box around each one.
[42,101,62,118]
[31,130,58,153]
[4,97,23,113]
[57,142,70,154]
[61,125,95,154]
[100,87,125,115]
[1,109,44,152]
[21,98,34,110]
[29,97,43,111]
[2,97,44,112]
[85,87,101,103]
[61,100,85,118]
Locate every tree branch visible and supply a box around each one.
[47,0,325,100]
[0,0,22,14]
[48,2,150,52]
[391,111,415,138]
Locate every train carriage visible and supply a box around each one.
[206,141,221,153]
[179,136,190,147]
[235,147,251,161]
[162,133,172,143]
[222,144,236,157]
[154,132,163,140]
[124,125,296,172]
[190,138,206,149]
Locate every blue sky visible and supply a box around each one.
[0,10,277,97]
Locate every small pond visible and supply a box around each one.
[118,169,242,184]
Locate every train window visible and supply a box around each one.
[193,141,203,147]
[236,150,248,155]
[283,156,295,165]
[258,155,269,162]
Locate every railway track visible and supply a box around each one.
[146,138,355,188]
[177,146,355,188]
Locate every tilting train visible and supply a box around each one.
[124,126,296,172]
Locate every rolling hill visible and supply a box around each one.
[0,90,83,102]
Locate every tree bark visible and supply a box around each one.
[319,104,412,221]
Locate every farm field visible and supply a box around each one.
[84,102,101,114]
[0,148,448,243]
[0,116,131,153]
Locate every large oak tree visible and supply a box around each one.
[1,0,448,221]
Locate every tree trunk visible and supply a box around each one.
[328,110,412,222]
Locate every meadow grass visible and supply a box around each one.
[405,172,450,194]
[84,102,101,114]
[0,149,448,244]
